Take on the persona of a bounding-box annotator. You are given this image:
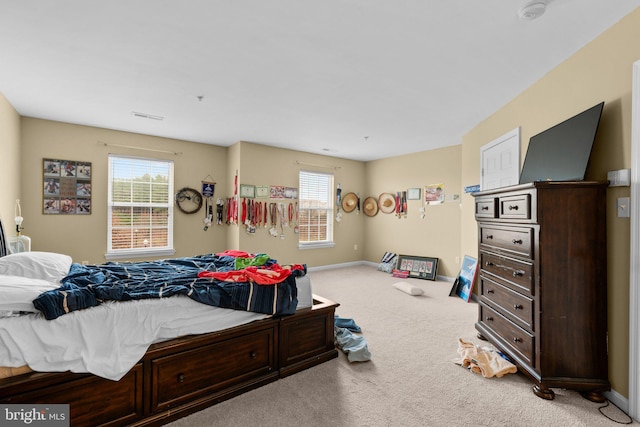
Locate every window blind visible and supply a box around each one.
[108,155,174,256]
[298,170,333,244]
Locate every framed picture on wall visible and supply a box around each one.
[407,188,421,200]
[396,255,438,280]
[256,186,269,198]
[43,158,91,215]
[239,184,255,198]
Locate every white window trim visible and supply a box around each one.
[298,241,336,250]
[106,155,175,259]
[298,170,335,247]
[105,248,175,261]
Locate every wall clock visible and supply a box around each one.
[175,187,203,214]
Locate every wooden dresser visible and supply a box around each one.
[472,181,609,401]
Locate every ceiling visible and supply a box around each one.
[1,1,639,162]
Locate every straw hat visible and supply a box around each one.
[363,197,378,217]
[378,193,396,214]
[341,192,358,213]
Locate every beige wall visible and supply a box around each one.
[461,7,640,398]
[20,118,229,262]
[235,141,366,268]
[16,121,369,269]
[0,92,21,229]
[363,145,462,278]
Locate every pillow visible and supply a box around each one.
[392,281,424,296]
[0,275,60,313]
[0,251,72,285]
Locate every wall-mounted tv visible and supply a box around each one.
[519,101,604,184]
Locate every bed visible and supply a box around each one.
[0,219,339,426]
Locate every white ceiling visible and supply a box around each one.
[1,1,639,162]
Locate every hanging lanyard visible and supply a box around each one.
[241,198,247,224]
[256,202,262,227]
[264,202,268,227]
[288,203,294,226]
[270,203,277,227]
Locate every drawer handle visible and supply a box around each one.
[487,289,494,294]
[250,351,257,359]
[513,337,522,343]
[513,304,523,310]
[485,234,494,240]
[485,261,494,267]
[512,270,524,277]
[512,239,523,245]
[508,205,519,211]
[177,373,185,383]
[481,206,489,211]
[486,316,494,322]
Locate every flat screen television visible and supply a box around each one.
[518,101,604,184]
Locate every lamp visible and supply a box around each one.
[10,199,31,252]
[15,199,23,235]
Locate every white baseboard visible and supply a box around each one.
[307,260,374,272]
[307,260,455,283]
[605,388,630,417]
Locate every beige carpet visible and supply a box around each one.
[167,265,635,426]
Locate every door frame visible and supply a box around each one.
[629,58,640,420]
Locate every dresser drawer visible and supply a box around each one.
[479,304,534,366]
[499,193,531,220]
[475,197,497,219]
[151,327,276,412]
[479,224,534,258]
[480,275,533,332]
[480,251,534,294]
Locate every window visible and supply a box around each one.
[298,170,335,249]
[107,155,174,259]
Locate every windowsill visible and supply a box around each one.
[105,248,176,261]
[298,242,336,250]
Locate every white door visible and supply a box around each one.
[480,128,520,190]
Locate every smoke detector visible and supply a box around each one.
[518,2,546,20]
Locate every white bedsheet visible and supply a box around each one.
[0,277,312,381]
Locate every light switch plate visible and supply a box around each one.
[618,197,630,218]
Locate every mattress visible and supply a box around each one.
[296,274,313,309]
[0,276,312,381]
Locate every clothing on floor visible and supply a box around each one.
[334,316,371,362]
[335,315,362,332]
[453,338,516,378]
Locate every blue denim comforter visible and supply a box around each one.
[33,253,301,320]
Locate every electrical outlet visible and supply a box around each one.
[354,244,358,251]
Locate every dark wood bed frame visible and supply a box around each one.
[0,295,339,426]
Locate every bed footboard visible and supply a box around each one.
[279,294,340,377]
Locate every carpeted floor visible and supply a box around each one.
[167,265,636,426]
